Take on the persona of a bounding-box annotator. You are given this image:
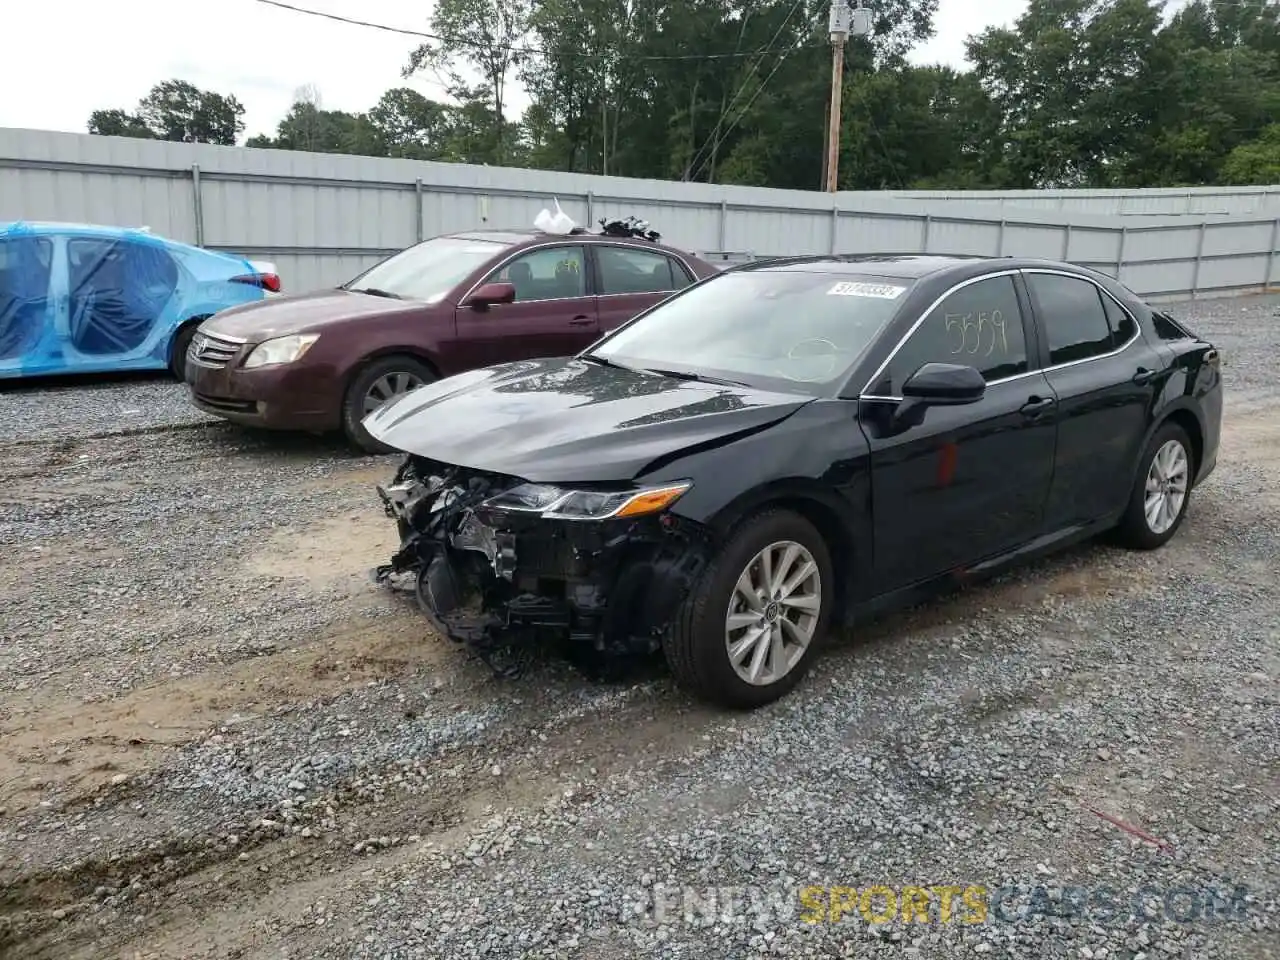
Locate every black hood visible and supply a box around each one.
[362,357,813,483]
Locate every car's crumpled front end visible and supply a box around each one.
[373,454,711,676]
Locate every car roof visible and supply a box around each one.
[445,228,695,256]
[730,253,1102,283]
[0,220,160,241]
[732,253,1002,279]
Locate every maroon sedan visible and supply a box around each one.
[185,229,720,452]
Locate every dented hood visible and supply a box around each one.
[363,357,813,483]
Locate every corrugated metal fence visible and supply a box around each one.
[870,187,1280,218]
[2,127,1278,302]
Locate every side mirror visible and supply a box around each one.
[466,281,516,310]
[902,362,986,404]
[891,362,985,432]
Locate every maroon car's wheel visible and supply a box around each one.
[342,355,437,454]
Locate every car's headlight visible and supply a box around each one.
[242,334,319,369]
[481,481,692,521]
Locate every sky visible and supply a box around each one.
[0,0,1030,141]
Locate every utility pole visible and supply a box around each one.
[824,2,872,193]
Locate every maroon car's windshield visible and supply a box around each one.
[344,236,514,303]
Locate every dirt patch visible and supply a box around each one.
[1220,409,1280,503]
[297,463,396,495]
[242,511,400,588]
[0,539,128,592]
[0,616,438,814]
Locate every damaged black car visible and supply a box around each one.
[367,254,1222,709]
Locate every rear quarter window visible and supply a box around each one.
[1151,310,1196,341]
[1111,278,1197,341]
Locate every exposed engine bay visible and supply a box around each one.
[373,455,710,678]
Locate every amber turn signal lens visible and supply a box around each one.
[614,483,692,518]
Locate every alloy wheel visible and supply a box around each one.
[724,540,822,687]
[1144,438,1189,535]
[363,371,425,414]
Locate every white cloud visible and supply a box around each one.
[0,0,1028,141]
[0,0,450,138]
[907,0,1028,68]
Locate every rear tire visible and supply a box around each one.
[662,508,834,709]
[341,355,436,455]
[169,321,204,381]
[1114,421,1194,550]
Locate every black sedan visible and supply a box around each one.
[366,254,1222,708]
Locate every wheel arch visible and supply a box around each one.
[1140,400,1205,481]
[169,314,212,363]
[705,479,861,625]
[341,347,444,400]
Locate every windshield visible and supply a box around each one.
[343,236,512,302]
[589,270,912,393]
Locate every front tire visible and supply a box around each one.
[663,508,834,709]
[1115,422,1194,550]
[341,355,436,455]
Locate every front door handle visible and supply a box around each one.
[569,316,594,326]
[1132,367,1157,385]
[1019,396,1056,419]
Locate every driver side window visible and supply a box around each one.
[489,246,586,303]
[885,274,1028,393]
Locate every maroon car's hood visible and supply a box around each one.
[203,289,432,340]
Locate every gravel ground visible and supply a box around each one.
[0,295,1277,960]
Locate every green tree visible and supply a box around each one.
[405,0,533,164]
[105,0,1280,194]
[88,79,245,145]
[966,0,1165,188]
[279,103,384,155]
[136,80,245,145]
[87,109,154,139]
[368,88,454,159]
[1124,0,1280,184]
[1221,123,1280,184]
[519,0,938,187]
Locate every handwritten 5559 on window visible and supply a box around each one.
[887,274,1029,389]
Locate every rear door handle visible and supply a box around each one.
[1132,367,1157,385]
[1019,396,1056,418]
[569,316,594,326]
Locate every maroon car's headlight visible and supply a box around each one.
[242,334,319,369]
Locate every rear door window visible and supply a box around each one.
[1025,272,1116,366]
[491,246,587,303]
[68,237,178,354]
[596,246,691,295]
[0,235,54,360]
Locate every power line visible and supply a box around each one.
[685,0,809,182]
[689,29,811,183]
[255,0,823,62]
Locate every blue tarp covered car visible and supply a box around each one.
[0,221,280,381]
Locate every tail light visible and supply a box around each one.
[231,272,282,293]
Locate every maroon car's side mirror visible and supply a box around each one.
[467,281,517,309]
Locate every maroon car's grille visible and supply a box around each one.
[189,332,242,368]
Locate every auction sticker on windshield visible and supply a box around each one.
[826,281,907,299]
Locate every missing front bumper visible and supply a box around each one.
[372,456,710,678]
